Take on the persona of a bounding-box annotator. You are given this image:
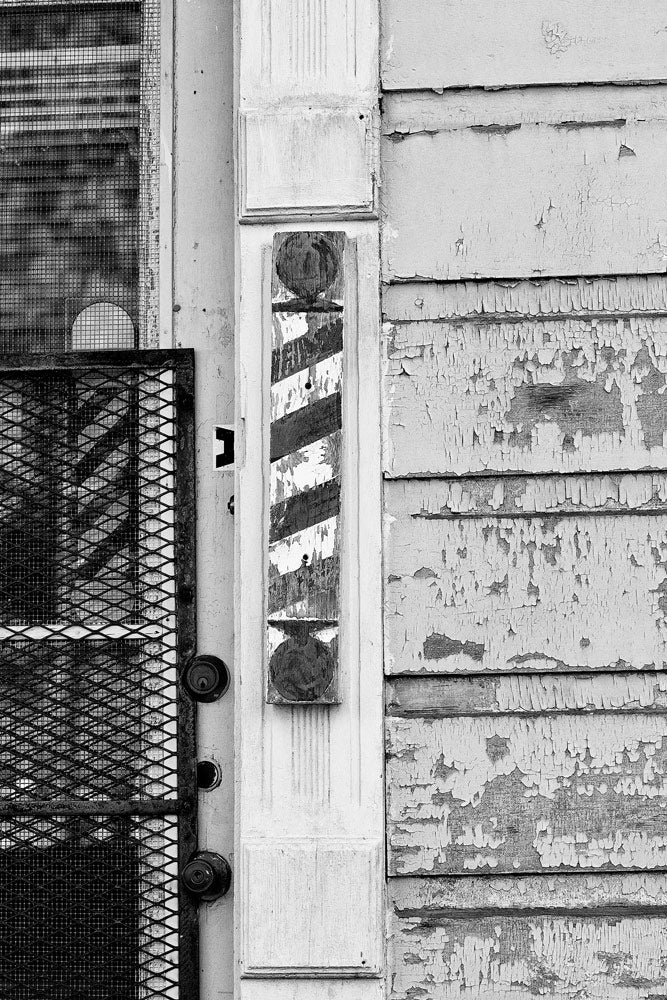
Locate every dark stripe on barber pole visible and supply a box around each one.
[270,391,341,462]
[271,315,343,383]
[269,478,341,543]
[268,553,339,617]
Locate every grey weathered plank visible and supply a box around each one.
[383,473,667,519]
[384,314,667,477]
[385,482,667,675]
[383,274,667,324]
[386,711,667,875]
[386,673,667,717]
[389,876,667,1000]
[381,87,667,281]
[381,0,667,91]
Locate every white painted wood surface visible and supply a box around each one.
[237,0,382,980]
[381,87,667,280]
[236,230,383,986]
[171,0,235,994]
[381,0,667,91]
[385,481,667,676]
[389,876,667,1000]
[242,839,382,975]
[240,110,376,219]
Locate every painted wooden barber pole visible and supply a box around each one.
[267,231,344,704]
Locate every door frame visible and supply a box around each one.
[234,2,384,1000]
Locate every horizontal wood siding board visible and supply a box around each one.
[389,906,667,1000]
[382,85,667,139]
[383,474,667,518]
[381,89,667,281]
[382,275,667,324]
[386,712,667,875]
[384,485,667,675]
[390,873,667,911]
[384,316,667,476]
[386,674,667,718]
[381,0,667,90]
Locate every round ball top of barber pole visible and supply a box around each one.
[275,232,339,302]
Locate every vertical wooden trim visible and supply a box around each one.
[236,0,381,988]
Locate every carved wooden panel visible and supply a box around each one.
[240,110,375,220]
[242,839,382,975]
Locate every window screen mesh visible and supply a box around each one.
[0,0,159,352]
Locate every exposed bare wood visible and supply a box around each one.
[382,85,667,137]
[386,711,667,875]
[386,673,667,717]
[385,486,667,675]
[381,0,667,91]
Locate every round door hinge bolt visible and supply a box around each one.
[183,655,230,702]
[182,851,232,901]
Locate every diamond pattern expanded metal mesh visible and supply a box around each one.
[0,352,197,1000]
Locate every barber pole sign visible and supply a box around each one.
[266,232,345,705]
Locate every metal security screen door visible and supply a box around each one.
[0,3,200,999]
[0,351,197,1000]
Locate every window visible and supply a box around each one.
[0,0,159,352]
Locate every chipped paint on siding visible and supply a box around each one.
[388,876,667,1000]
[385,484,667,675]
[386,712,667,875]
[386,673,667,718]
[384,317,667,477]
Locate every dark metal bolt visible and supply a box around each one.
[183,655,230,702]
[182,852,232,901]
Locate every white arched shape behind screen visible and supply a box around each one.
[71,302,136,351]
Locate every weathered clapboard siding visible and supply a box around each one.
[385,481,667,675]
[383,274,667,327]
[386,673,667,718]
[384,274,667,477]
[386,709,667,875]
[384,473,667,519]
[381,0,667,91]
[389,876,667,1000]
[381,87,667,281]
